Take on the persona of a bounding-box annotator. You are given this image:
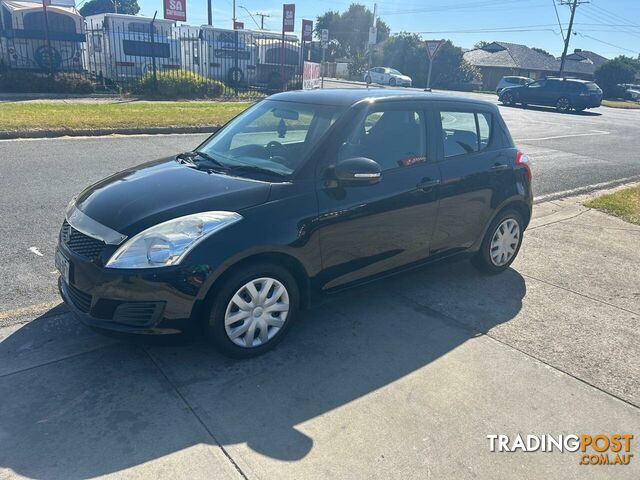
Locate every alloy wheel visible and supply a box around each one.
[556,97,570,112]
[502,92,513,105]
[224,277,290,348]
[489,218,521,267]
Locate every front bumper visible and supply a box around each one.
[56,243,207,335]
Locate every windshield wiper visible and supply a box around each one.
[177,151,229,171]
[227,164,288,179]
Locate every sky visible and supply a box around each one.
[131,0,640,59]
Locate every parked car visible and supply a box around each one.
[57,89,532,358]
[364,67,412,87]
[496,76,533,94]
[619,83,640,101]
[499,77,602,112]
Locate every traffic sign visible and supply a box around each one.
[321,28,329,48]
[426,40,444,59]
[368,26,377,45]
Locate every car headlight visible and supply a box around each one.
[105,211,242,269]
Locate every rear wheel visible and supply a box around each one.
[206,263,300,358]
[556,97,570,112]
[472,210,524,274]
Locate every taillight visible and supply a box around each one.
[515,151,532,180]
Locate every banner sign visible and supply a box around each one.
[234,21,244,30]
[368,26,377,45]
[302,19,313,42]
[426,40,444,59]
[303,61,321,90]
[283,4,295,33]
[164,0,186,22]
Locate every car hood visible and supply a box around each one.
[74,157,272,236]
[392,74,411,81]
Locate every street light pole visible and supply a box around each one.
[207,0,212,26]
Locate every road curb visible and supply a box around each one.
[0,125,221,140]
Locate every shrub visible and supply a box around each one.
[0,70,95,93]
[595,58,638,99]
[136,70,225,99]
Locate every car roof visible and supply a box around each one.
[546,77,593,83]
[268,88,496,108]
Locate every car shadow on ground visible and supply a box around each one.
[0,260,526,478]
[501,103,602,116]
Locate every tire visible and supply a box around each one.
[365,75,371,84]
[205,263,300,358]
[471,210,524,275]
[389,77,396,86]
[501,91,514,106]
[556,97,570,113]
[227,67,244,86]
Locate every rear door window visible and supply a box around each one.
[339,108,427,171]
[440,111,492,158]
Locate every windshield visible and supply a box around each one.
[388,68,401,75]
[197,100,344,178]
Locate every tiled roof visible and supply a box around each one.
[464,42,559,71]
[561,50,609,75]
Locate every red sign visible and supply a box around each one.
[302,19,313,42]
[283,4,295,33]
[234,21,244,30]
[164,0,186,22]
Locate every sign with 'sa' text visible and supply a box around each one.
[164,0,186,22]
[302,19,313,42]
[283,4,295,33]
[426,39,444,59]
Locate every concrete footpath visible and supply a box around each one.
[0,190,638,479]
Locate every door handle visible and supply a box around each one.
[418,179,441,190]
[491,163,510,171]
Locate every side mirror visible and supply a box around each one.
[333,157,382,186]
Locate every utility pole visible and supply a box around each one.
[558,0,586,77]
[256,13,270,30]
[207,0,212,25]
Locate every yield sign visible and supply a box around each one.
[426,40,444,59]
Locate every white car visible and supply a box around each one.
[364,67,412,87]
[496,76,533,94]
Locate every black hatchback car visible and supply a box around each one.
[499,77,602,112]
[57,89,532,357]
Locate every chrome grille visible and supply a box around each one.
[61,220,106,261]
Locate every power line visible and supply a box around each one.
[576,32,640,55]
[552,0,566,41]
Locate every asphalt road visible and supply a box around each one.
[1,87,639,314]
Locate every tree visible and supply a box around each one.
[79,0,140,17]
[531,47,553,57]
[316,4,390,60]
[383,36,480,89]
[474,40,489,49]
[595,56,640,98]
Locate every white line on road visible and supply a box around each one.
[29,247,44,257]
[515,130,610,142]
[534,175,640,203]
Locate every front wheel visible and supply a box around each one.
[472,210,524,274]
[501,91,515,106]
[365,75,371,84]
[556,97,570,113]
[206,263,300,358]
[389,77,396,86]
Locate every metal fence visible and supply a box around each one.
[1,14,306,97]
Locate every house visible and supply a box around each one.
[463,41,559,90]
[464,42,609,90]
[560,49,608,79]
